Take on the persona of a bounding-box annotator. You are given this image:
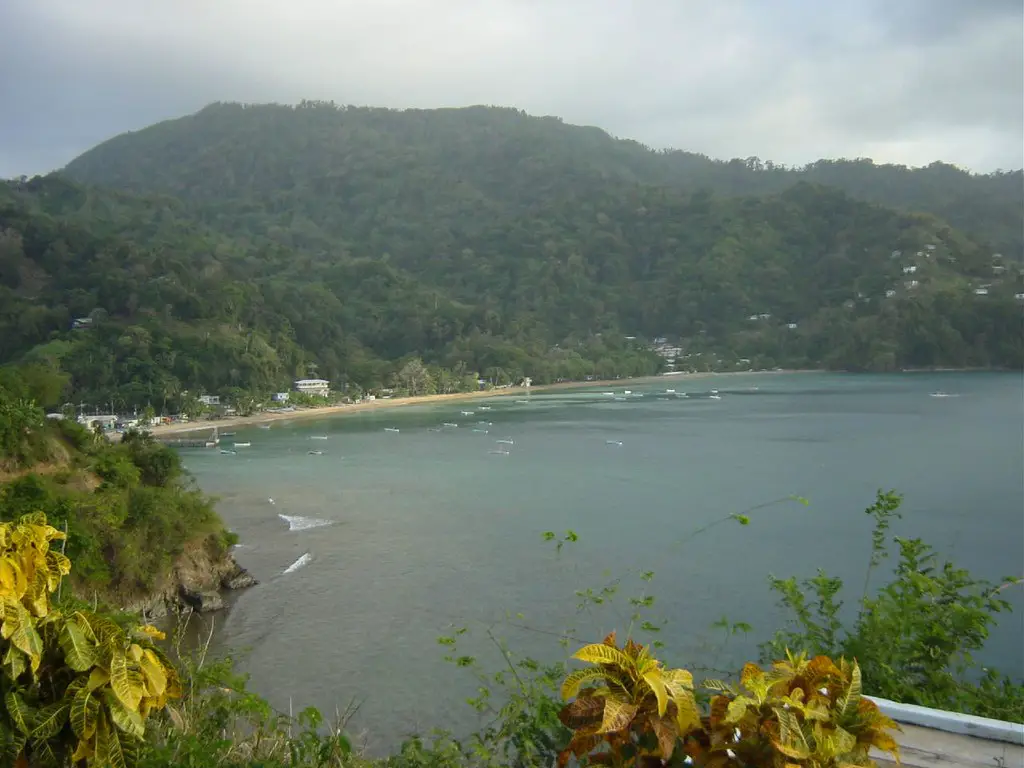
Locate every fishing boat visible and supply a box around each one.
[308,450,324,455]
[496,438,514,445]
[384,427,400,433]
[233,442,251,447]
[220,449,237,455]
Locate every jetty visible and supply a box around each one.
[154,427,220,449]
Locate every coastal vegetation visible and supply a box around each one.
[2,103,1022,413]
[0,374,233,604]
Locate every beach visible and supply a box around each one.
[146,370,810,436]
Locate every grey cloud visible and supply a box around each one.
[0,0,1020,177]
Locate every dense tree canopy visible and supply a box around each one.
[0,103,1020,410]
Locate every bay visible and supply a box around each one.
[180,371,1024,749]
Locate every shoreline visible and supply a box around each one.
[147,370,802,436]
[147,369,831,436]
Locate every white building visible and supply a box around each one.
[198,395,220,406]
[786,323,798,330]
[271,392,290,402]
[293,378,330,396]
[974,288,989,296]
[902,265,917,274]
[79,414,117,430]
[885,290,897,298]
[905,280,919,290]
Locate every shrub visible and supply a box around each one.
[558,643,900,767]
[763,490,1024,721]
[0,512,179,768]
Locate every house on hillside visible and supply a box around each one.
[72,317,93,330]
[974,288,989,296]
[293,378,330,397]
[198,395,220,406]
[271,392,290,403]
[902,265,917,274]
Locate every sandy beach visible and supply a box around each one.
[146,370,801,436]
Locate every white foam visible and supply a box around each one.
[283,553,312,574]
[278,514,333,532]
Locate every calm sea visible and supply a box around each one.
[180,372,1023,749]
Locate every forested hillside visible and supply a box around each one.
[65,102,1024,260]
[0,102,1021,411]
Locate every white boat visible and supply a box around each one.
[479,406,492,411]
[665,389,675,394]
[709,395,722,400]
[496,438,514,445]
[606,440,623,446]
[308,450,324,455]
[442,422,458,428]
[472,428,489,433]
[488,449,510,455]
[461,410,475,416]
[384,427,400,433]
[624,390,632,395]
[233,442,251,448]
[220,449,237,455]
[310,435,329,440]
[258,424,272,430]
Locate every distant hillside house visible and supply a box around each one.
[72,317,93,330]
[293,378,330,396]
[974,288,989,296]
[198,395,220,406]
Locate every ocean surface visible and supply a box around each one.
[180,372,1024,748]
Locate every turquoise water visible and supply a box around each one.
[181,372,1023,747]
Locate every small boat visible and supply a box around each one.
[488,449,510,455]
[709,395,722,400]
[220,449,237,455]
[442,422,458,428]
[461,410,475,416]
[234,442,251,448]
[496,438,514,445]
[665,389,675,394]
[222,431,236,437]
[479,406,492,411]
[428,427,442,432]
[606,440,623,446]
[258,424,272,430]
[384,427,400,433]
[477,421,492,426]
[310,435,329,440]
[603,392,615,396]
[472,428,489,433]
[308,450,324,455]
[515,399,529,404]
[624,390,632,395]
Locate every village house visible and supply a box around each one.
[293,378,330,396]
[198,395,220,406]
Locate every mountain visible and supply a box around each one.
[0,103,1020,412]
[64,102,1024,260]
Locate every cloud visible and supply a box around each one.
[0,0,1020,177]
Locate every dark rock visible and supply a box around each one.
[178,585,226,612]
[197,590,225,612]
[222,570,258,590]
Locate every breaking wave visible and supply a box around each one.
[278,514,333,531]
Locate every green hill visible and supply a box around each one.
[0,103,1021,411]
[64,102,1023,260]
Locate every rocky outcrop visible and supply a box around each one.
[125,537,258,620]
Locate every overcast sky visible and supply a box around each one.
[1,0,1021,177]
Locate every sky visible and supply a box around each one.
[1,0,1021,177]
